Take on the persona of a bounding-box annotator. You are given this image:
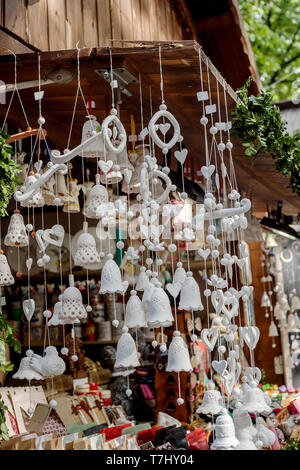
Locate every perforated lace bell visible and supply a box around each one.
[99,254,128,294]
[41,346,66,377]
[12,354,44,381]
[211,408,240,450]
[0,251,14,286]
[114,327,140,369]
[261,291,271,308]
[74,222,100,268]
[21,171,45,208]
[233,404,258,450]
[4,210,28,247]
[81,115,104,158]
[268,320,278,337]
[196,382,223,416]
[178,271,203,311]
[60,274,87,323]
[124,290,147,329]
[166,331,192,372]
[173,262,186,285]
[135,267,149,292]
[86,174,108,219]
[240,381,272,415]
[148,282,174,328]
[48,300,64,326]
[255,417,276,448]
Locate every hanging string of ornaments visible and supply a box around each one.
[1,43,274,449]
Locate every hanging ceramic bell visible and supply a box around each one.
[48,301,64,326]
[233,405,258,450]
[142,277,156,316]
[288,312,299,331]
[210,408,240,450]
[107,144,134,175]
[81,115,104,158]
[166,331,192,372]
[4,210,28,247]
[196,382,223,416]
[173,262,186,285]
[21,171,45,208]
[268,320,279,337]
[255,417,276,448]
[86,175,108,219]
[99,254,128,294]
[135,267,149,292]
[178,271,203,311]
[63,180,81,213]
[148,283,174,328]
[260,291,271,308]
[240,381,272,415]
[82,181,95,217]
[291,290,300,311]
[12,354,44,381]
[0,251,14,286]
[60,274,87,323]
[124,290,147,329]
[40,346,66,377]
[114,327,140,369]
[74,222,100,268]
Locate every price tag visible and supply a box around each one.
[224,121,232,131]
[34,91,44,101]
[215,122,226,130]
[128,134,137,142]
[1,296,6,306]
[139,127,149,140]
[111,80,118,89]
[197,91,209,101]
[205,104,216,114]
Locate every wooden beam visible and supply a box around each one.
[194,12,233,32]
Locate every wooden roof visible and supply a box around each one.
[0,41,299,216]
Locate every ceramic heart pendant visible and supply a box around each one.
[26,258,33,271]
[198,248,210,260]
[43,224,65,247]
[223,371,235,395]
[239,326,260,350]
[221,295,238,320]
[211,289,224,315]
[174,149,188,165]
[201,165,215,180]
[99,160,113,175]
[212,359,227,376]
[159,123,171,135]
[23,299,35,322]
[166,282,182,299]
[124,168,132,184]
[201,328,218,352]
[34,161,43,173]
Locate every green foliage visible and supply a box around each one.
[0,314,21,374]
[0,130,22,217]
[232,77,300,195]
[0,400,9,442]
[238,0,300,101]
[282,438,300,450]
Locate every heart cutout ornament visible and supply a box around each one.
[174,149,188,165]
[239,326,260,350]
[34,161,43,173]
[166,282,181,299]
[26,258,33,271]
[124,168,133,184]
[43,224,65,248]
[221,295,238,320]
[99,160,113,175]
[201,328,218,352]
[23,299,35,322]
[212,359,227,376]
[211,289,224,315]
[159,123,171,135]
[201,165,215,180]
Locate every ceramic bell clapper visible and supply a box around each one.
[135,267,149,292]
[12,354,44,381]
[0,250,14,286]
[20,171,45,208]
[114,327,140,369]
[4,210,28,247]
[74,222,100,268]
[233,404,258,450]
[240,380,272,415]
[196,382,223,416]
[178,271,203,311]
[41,346,66,377]
[99,254,128,295]
[166,331,192,372]
[124,290,147,329]
[81,115,104,158]
[148,282,174,328]
[60,274,87,323]
[210,408,240,450]
[86,174,108,219]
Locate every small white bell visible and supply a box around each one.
[74,222,100,268]
[55,172,69,202]
[233,404,258,450]
[41,346,66,377]
[196,382,223,416]
[173,262,186,285]
[12,354,44,381]
[60,274,87,323]
[148,283,174,328]
[124,290,147,328]
[4,210,28,247]
[288,312,299,331]
[178,271,203,311]
[107,145,134,174]
[255,417,276,448]
[260,291,271,308]
[99,254,128,294]
[166,331,192,372]
[0,250,14,286]
[210,408,240,450]
[86,176,108,219]
[48,301,65,326]
[291,291,300,311]
[240,381,272,415]
[268,320,278,337]
[142,278,156,316]
[21,171,45,208]
[42,172,56,206]
[135,266,149,292]
[81,115,104,158]
[114,329,140,369]
[122,154,143,194]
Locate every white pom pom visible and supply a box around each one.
[125,388,132,397]
[86,305,92,313]
[26,224,33,232]
[151,340,158,348]
[200,116,208,125]
[218,345,226,354]
[112,320,119,328]
[72,355,78,362]
[26,349,34,357]
[61,347,69,355]
[28,407,34,415]
[177,398,184,406]
[204,289,211,297]
[146,258,153,266]
[160,343,167,353]
[54,197,61,206]
[122,326,129,333]
[49,399,57,408]
[116,241,124,250]
[43,310,52,319]
[181,192,188,200]
[191,334,197,342]
[168,243,177,253]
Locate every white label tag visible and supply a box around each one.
[224,121,232,131]
[205,104,216,114]
[215,122,226,130]
[34,91,44,101]
[139,127,149,140]
[1,296,6,306]
[129,134,137,142]
[197,91,209,101]
[90,100,95,109]
[111,80,118,89]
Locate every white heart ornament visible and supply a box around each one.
[174,149,188,165]
[221,296,238,320]
[23,299,35,322]
[201,165,215,180]
[223,371,235,395]
[166,282,181,299]
[159,123,171,135]
[26,258,33,271]
[124,168,133,184]
[245,366,261,384]
[212,359,227,376]
[211,289,224,315]
[99,160,113,175]
[34,161,43,173]
[43,224,65,248]
[239,326,260,350]
[201,328,218,352]
[198,248,210,260]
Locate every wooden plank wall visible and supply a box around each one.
[0,0,184,51]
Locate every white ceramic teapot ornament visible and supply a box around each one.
[41,346,66,377]
[0,251,14,286]
[166,331,192,373]
[4,210,28,247]
[74,222,100,268]
[124,290,147,329]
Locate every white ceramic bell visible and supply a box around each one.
[4,210,28,247]
[0,251,14,286]
[240,381,272,415]
[178,271,203,311]
[12,354,44,381]
[86,175,108,219]
[260,291,271,308]
[268,320,278,337]
[99,254,128,294]
[74,222,100,268]
[210,408,240,450]
[107,145,134,173]
[100,168,123,185]
[124,290,147,329]
[166,331,192,372]
[21,171,45,208]
[81,115,104,158]
[41,346,66,377]
[142,278,156,316]
[233,405,258,450]
[196,382,223,416]
[291,291,300,311]
[135,267,149,292]
[63,180,81,213]
[48,301,65,326]
[60,274,87,323]
[148,283,174,328]
[173,262,186,285]
[288,312,299,331]
[255,417,276,448]
[114,328,140,369]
